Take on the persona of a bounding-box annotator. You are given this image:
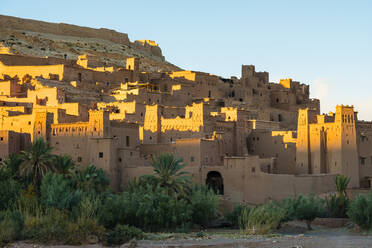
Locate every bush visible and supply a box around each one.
[189,185,220,227]
[278,197,296,223]
[18,185,39,217]
[225,203,251,228]
[325,194,349,218]
[0,179,21,211]
[324,175,350,218]
[100,184,192,231]
[0,210,24,244]
[67,217,105,245]
[239,202,285,234]
[104,224,143,246]
[347,192,372,230]
[21,208,70,243]
[293,194,324,230]
[68,196,105,243]
[40,173,82,210]
[98,193,127,229]
[71,165,110,194]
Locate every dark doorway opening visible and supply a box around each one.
[206,171,224,195]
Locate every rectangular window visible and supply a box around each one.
[126,136,130,147]
[360,157,366,165]
[99,152,103,158]
[77,157,82,162]
[190,156,195,162]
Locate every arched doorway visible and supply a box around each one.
[206,171,224,195]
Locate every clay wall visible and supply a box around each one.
[356,121,372,187]
[203,156,336,205]
[248,130,297,174]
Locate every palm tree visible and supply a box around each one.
[71,164,109,193]
[0,153,23,179]
[54,154,75,174]
[335,175,350,217]
[150,153,191,198]
[335,175,350,198]
[19,138,56,187]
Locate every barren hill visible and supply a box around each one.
[0,15,180,72]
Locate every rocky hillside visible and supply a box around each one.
[0,15,180,72]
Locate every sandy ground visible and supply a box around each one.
[9,222,372,248]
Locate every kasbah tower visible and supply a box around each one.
[1,15,371,206]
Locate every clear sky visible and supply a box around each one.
[1,0,371,120]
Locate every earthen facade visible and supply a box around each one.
[0,47,370,205]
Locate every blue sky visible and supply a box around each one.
[1,0,371,120]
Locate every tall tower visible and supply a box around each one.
[126,57,139,71]
[88,110,110,137]
[33,111,53,142]
[335,105,359,187]
[296,108,311,174]
[143,104,161,143]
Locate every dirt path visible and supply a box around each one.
[9,223,372,248]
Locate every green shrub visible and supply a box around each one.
[189,185,220,227]
[18,185,39,217]
[278,197,296,223]
[325,194,349,218]
[67,196,105,243]
[347,192,372,230]
[239,202,285,234]
[40,173,82,210]
[67,217,105,244]
[21,208,70,243]
[0,210,24,244]
[98,193,127,229]
[323,175,351,218]
[71,165,110,194]
[100,184,192,231]
[225,203,251,228]
[104,224,143,246]
[293,194,324,230]
[0,179,21,211]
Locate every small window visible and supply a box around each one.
[118,157,122,162]
[130,152,133,156]
[28,121,31,125]
[190,156,195,162]
[251,167,256,173]
[126,136,130,147]
[99,152,103,158]
[78,157,82,162]
[0,137,3,141]
[361,157,366,165]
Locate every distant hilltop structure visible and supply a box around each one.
[0,15,371,206]
[0,14,174,71]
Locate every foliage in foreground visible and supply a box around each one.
[239,202,285,234]
[347,191,372,230]
[290,194,324,230]
[104,224,144,246]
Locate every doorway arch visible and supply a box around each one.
[206,171,224,195]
